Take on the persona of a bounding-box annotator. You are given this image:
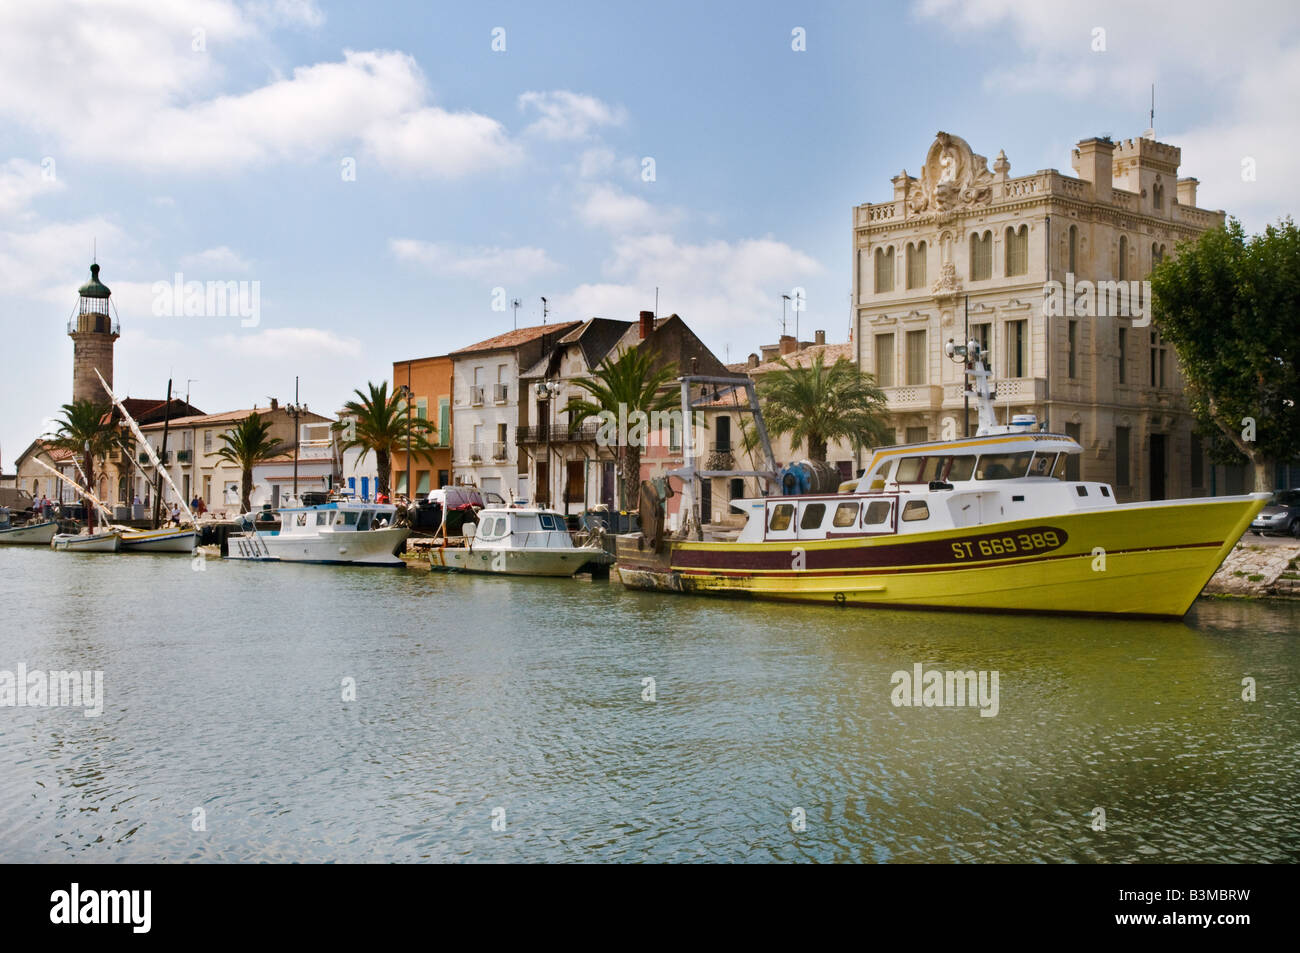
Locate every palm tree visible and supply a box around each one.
[48,400,116,531]
[214,412,285,513]
[336,381,437,498]
[754,354,891,462]
[564,348,678,509]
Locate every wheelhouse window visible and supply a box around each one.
[769,503,794,532]
[863,500,893,526]
[901,500,930,522]
[799,503,827,530]
[832,502,859,528]
[358,511,373,531]
[342,511,359,526]
[1028,453,1059,478]
[895,457,925,483]
[538,513,564,531]
[975,452,1034,480]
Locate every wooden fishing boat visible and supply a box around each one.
[0,508,58,545]
[120,527,197,553]
[615,346,1267,619]
[51,531,122,553]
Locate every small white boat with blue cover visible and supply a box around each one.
[225,497,408,565]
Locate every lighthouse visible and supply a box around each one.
[69,262,118,404]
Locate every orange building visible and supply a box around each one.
[391,354,454,497]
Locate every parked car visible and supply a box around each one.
[1249,489,1300,537]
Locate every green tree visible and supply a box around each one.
[1150,217,1300,491]
[214,412,286,513]
[565,348,678,509]
[753,354,891,462]
[48,399,116,531]
[336,382,437,498]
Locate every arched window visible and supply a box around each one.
[1068,225,1078,274]
[906,241,927,289]
[1153,181,1164,210]
[874,246,895,293]
[1118,235,1128,280]
[1005,225,1028,276]
[970,231,992,280]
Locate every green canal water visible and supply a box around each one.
[1,545,1297,863]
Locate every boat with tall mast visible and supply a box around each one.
[95,369,197,554]
[615,342,1268,619]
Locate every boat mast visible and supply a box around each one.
[153,378,172,529]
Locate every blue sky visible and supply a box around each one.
[2,0,1296,464]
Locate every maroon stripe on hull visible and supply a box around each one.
[672,525,1072,572]
[672,538,1223,577]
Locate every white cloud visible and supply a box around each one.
[247,0,325,29]
[578,147,617,179]
[552,233,825,338]
[519,90,626,141]
[0,2,519,177]
[912,0,1300,228]
[390,239,559,281]
[0,158,62,215]
[210,327,360,359]
[0,217,133,305]
[576,183,680,233]
[179,246,252,272]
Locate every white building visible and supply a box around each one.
[449,322,580,502]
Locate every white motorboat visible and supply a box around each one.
[51,531,122,553]
[0,508,58,545]
[226,497,408,566]
[120,527,197,554]
[430,506,614,577]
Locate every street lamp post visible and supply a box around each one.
[535,380,555,507]
[399,382,413,504]
[285,376,307,505]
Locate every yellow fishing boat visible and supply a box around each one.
[616,345,1266,619]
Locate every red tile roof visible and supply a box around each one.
[451,321,582,355]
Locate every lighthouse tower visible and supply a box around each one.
[69,262,118,404]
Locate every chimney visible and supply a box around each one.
[1176,177,1198,207]
[814,329,826,346]
[639,310,653,340]
[760,344,780,363]
[270,397,279,411]
[747,353,760,369]
[779,334,797,356]
[1071,137,1115,202]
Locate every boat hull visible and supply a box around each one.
[51,532,122,553]
[226,526,410,565]
[120,529,197,553]
[617,495,1267,618]
[431,545,610,576]
[0,521,58,545]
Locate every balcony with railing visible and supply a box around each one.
[468,443,485,463]
[492,442,508,461]
[493,383,509,404]
[469,386,485,407]
[177,449,192,463]
[883,384,945,411]
[706,442,734,470]
[516,425,549,445]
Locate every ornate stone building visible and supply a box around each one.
[852,131,1225,501]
